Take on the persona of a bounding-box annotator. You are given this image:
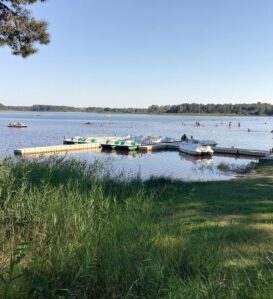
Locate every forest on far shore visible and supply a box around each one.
[0,102,273,115]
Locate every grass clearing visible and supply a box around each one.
[0,158,273,298]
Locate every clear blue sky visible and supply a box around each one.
[1,0,273,107]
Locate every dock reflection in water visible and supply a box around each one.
[59,150,257,181]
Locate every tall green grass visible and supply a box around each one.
[0,158,273,298]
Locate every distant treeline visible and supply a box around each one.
[2,104,84,112]
[147,102,273,115]
[1,102,273,115]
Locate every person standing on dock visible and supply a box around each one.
[181,134,188,141]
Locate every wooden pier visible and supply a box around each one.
[15,142,270,158]
[129,142,270,158]
[213,147,269,157]
[14,143,102,156]
[140,143,269,157]
[139,143,168,152]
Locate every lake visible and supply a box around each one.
[0,112,272,181]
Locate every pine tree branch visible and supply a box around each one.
[0,0,49,57]
[0,2,15,16]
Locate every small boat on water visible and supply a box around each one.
[63,136,97,144]
[64,135,124,145]
[142,135,217,147]
[181,134,217,147]
[141,136,163,145]
[196,139,217,147]
[101,139,139,151]
[179,140,214,156]
[8,122,27,128]
[100,139,118,150]
[115,140,139,151]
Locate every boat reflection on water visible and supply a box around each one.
[101,148,141,158]
[179,152,213,165]
[14,147,257,181]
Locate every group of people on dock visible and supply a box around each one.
[181,134,195,142]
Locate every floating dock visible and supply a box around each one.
[14,143,101,156]
[139,143,168,152]
[15,142,270,158]
[140,143,269,157]
[213,147,269,157]
[139,142,183,151]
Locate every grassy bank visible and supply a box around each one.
[0,158,273,298]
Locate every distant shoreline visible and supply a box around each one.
[0,110,270,117]
[0,102,272,116]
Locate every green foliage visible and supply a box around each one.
[147,102,273,115]
[32,104,85,112]
[0,103,7,110]
[0,159,273,298]
[0,243,28,299]
[0,0,49,57]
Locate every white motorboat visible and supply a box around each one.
[181,135,217,147]
[198,139,217,147]
[141,136,160,145]
[179,141,214,156]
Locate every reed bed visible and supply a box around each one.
[0,158,273,298]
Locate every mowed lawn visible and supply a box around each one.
[0,159,273,299]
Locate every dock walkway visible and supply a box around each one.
[213,147,269,157]
[140,143,269,157]
[14,143,101,156]
[15,142,270,158]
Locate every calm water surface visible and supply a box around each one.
[0,112,272,181]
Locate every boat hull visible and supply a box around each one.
[115,145,138,151]
[179,142,214,156]
[63,140,87,144]
[101,143,116,150]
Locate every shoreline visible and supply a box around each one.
[0,110,272,117]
